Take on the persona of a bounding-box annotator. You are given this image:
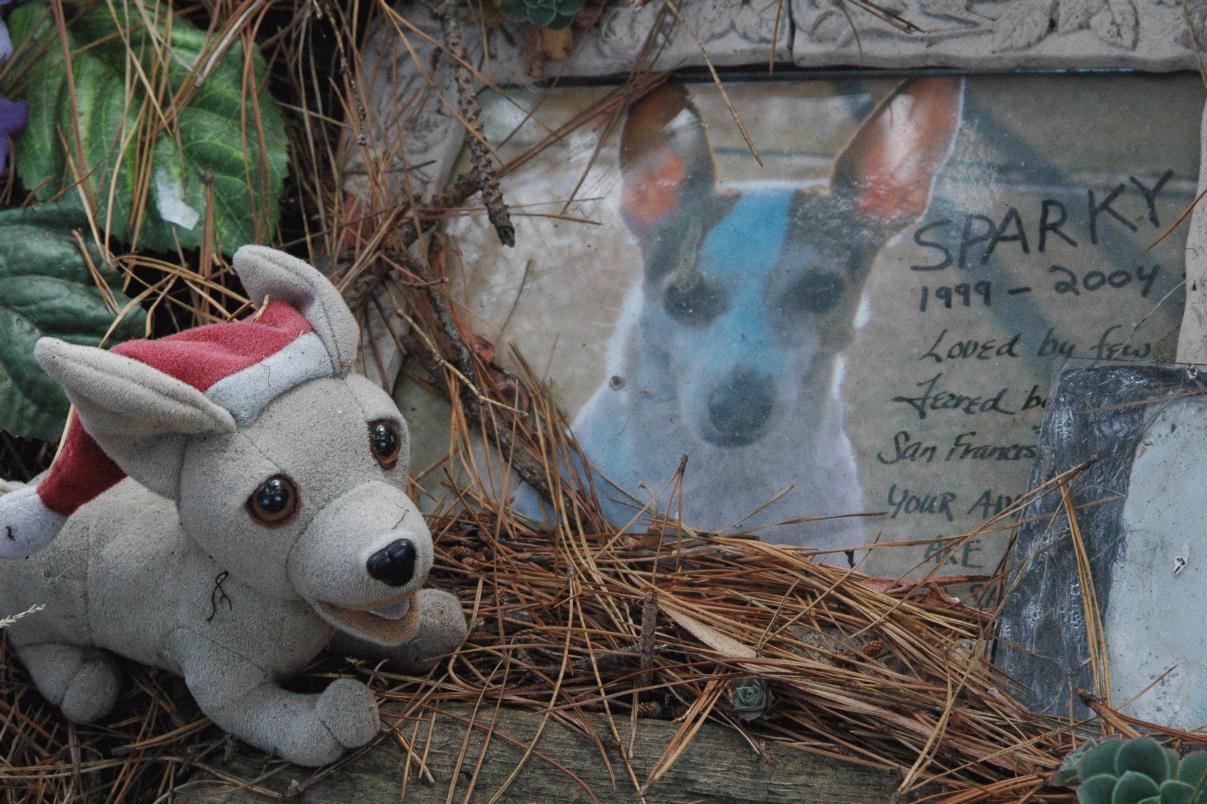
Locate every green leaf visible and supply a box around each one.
[1080,774,1119,804]
[1055,764,1085,787]
[1161,780,1198,804]
[1178,753,1207,791]
[527,4,558,26]
[7,1,288,256]
[0,204,146,440]
[1114,771,1162,804]
[1119,738,1173,783]
[1082,739,1127,780]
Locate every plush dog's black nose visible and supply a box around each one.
[366,539,416,587]
[705,368,775,447]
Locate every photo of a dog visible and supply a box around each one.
[565,78,964,553]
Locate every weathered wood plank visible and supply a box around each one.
[177,703,899,802]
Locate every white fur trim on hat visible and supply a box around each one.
[204,332,333,428]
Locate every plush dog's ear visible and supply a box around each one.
[233,246,360,372]
[831,77,964,231]
[619,84,716,239]
[35,338,236,498]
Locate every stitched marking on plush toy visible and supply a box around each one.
[208,571,233,622]
[4,526,13,541]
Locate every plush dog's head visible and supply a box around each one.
[34,248,431,646]
[619,80,963,449]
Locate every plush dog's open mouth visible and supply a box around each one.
[314,590,421,645]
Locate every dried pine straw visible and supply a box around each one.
[0,1,1199,802]
[0,341,1182,802]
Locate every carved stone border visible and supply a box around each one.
[346,0,1207,360]
[793,0,1200,71]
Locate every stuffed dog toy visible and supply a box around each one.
[0,246,467,766]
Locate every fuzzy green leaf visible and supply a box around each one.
[0,204,146,440]
[1160,780,1198,804]
[1178,753,1207,792]
[527,4,557,26]
[1056,741,1098,787]
[1080,774,1119,804]
[1118,738,1173,783]
[7,1,288,256]
[1168,750,1183,783]
[1082,739,1126,780]
[1114,771,1162,804]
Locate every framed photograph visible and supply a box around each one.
[351,2,1207,581]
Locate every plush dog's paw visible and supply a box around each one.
[417,588,468,658]
[60,653,121,723]
[315,678,379,748]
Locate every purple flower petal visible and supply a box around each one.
[0,96,29,171]
[0,20,11,63]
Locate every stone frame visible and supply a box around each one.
[346,0,1207,369]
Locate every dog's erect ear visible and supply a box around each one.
[233,246,360,371]
[619,84,716,239]
[35,338,236,498]
[831,77,964,231]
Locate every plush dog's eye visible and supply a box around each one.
[369,421,401,470]
[783,271,844,314]
[664,277,726,326]
[247,476,299,526]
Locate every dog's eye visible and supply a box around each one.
[783,271,844,314]
[370,420,401,470]
[664,277,726,326]
[247,475,299,526]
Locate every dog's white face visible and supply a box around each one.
[633,190,883,451]
[562,81,964,539]
[179,375,432,645]
[611,80,963,455]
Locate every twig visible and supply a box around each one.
[370,280,556,507]
[436,0,515,247]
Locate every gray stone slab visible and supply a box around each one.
[540,0,791,77]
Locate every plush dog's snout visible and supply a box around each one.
[704,368,775,447]
[366,539,417,587]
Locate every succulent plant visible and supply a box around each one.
[1054,735,1207,804]
[729,677,773,722]
[501,0,584,29]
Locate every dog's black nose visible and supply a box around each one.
[705,368,775,447]
[366,539,416,587]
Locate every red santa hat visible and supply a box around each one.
[2,295,341,558]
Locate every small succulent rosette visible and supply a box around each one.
[501,0,584,29]
[729,677,774,722]
[1054,735,1207,804]
[0,0,30,172]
